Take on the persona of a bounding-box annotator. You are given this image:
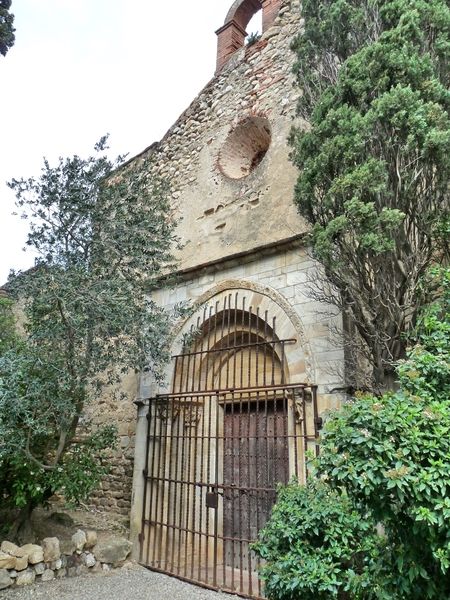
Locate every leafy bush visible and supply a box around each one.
[253,482,384,599]
[254,269,450,599]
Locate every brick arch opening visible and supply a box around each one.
[216,0,282,73]
[224,0,262,32]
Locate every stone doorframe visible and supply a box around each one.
[129,279,316,557]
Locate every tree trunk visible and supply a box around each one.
[6,501,35,544]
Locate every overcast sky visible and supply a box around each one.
[0,1,263,283]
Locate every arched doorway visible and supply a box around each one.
[139,290,319,599]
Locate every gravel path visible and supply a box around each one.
[3,566,239,600]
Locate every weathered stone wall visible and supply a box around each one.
[129,0,306,271]
[85,373,137,516]
[88,0,346,526]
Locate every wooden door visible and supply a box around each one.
[223,398,289,570]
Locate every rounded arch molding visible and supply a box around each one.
[170,278,315,385]
[224,0,262,31]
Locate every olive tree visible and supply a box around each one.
[0,137,177,536]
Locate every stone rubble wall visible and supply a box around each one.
[126,0,307,271]
[0,531,132,591]
[85,371,138,517]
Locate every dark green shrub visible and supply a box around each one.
[253,482,385,599]
[254,269,450,599]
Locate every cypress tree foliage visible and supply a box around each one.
[0,0,15,56]
[290,0,450,392]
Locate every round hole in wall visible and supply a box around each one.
[218,116,271,180]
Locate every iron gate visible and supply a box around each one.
[140,294,320,599]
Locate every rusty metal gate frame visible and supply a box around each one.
[139,295,320,599]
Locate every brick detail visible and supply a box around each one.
[216,20,247,74]
[216,0,282,74]
[261,0,283,30]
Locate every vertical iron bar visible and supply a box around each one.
[238,390,244,594]
[145,399,159,565]
[205,391,213,584]
[283,391,289,484]
[248,305,253,387]
[197,394,207,582]
[240,297,246,389]
[183,398,194,577]
[177,347,185,396]
[247,388,253,597]
[255,307,260,387]
[176,398,188,575]
[169,396,183,572]
[150,401,164,565]
[271,317,276,386]
[302,388,309,480]
[263,311,268,386]
[173,355,180,394]
[204,306,213,397]
[293,389,299,479]
[233,292,238,388]
[280,341,286,385]
[225,294,232,389]
[139,402,152,564]
[255,388,262,598]
[191,396,201,582]
[156,401,170,569]
[190,317,199,393]
[217,295,227,390]
[213,393,220,587]
[312,385,320,459]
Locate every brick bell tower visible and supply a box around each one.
[215,0,283,73]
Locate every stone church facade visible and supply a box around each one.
[91,1,345,597]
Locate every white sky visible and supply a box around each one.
[0,1,263,283]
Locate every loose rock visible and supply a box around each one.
[20,544,44,564]
[85,530,98,549]
[34,562,45,575]
[41,569,55,582]
[15,555,28,571]
[42,536,60,562]
[0,551,16,569]
[71,529,87,553]
[1,540,19,555]
[16,568,36,586]
[50,558,62,570]
[94,538,132,566]
[0,569,12,590]
[83,552,96,568]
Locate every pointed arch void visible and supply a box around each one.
[216,0,282,73]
